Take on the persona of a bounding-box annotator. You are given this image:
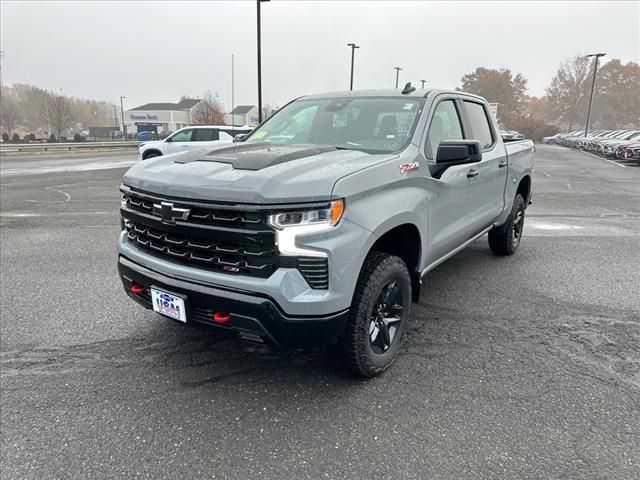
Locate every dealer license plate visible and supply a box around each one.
[150,288,186,323]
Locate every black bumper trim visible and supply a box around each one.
[118,256,348,346]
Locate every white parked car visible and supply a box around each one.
[138,125,252,160]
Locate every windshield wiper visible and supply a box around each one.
[333,145,388,154]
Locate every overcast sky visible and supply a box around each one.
[1,0,638,111]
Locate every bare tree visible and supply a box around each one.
[0,93,20,136]
[545,55,592,130]
[191,91,225,125]
[43,91,75,138]
[262,103,276,120]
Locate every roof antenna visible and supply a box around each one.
[401,82,416,95]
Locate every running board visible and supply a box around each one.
[420,226,493,278]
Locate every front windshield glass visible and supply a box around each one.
[245,97,424,153]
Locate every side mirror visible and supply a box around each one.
[164,136,172,143]
[436,140,482,165]
[234,133,247,142]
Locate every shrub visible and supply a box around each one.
[12,133,20,143]
[48,134,57,143]
[27,133,36,142]
[511,116,560,143]
[73,133,86,142]
[1,133,9,142]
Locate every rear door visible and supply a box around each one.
[192,127,222,147]
[460,99,508,229]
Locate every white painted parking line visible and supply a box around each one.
[580,150,626,168]
[525,218,637,237]
[0,159,138,177]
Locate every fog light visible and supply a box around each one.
[213,312,231,324]
[130,283,146,295]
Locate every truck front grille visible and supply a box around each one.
[120,186,330,288]
[125,220,277,277]
[121,188,277,278]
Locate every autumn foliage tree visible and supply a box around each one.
[458,67,528,127]
[544,57,640,130]
[544,55,592,130]
[589,59,640,128]
[191,91,226,125]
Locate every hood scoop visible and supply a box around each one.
[177,143,338,171]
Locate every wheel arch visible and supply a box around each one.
[517,175,532,205]
[367,223,423,302]
[142,149,163,160]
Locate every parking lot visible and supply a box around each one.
[1,144,639,479]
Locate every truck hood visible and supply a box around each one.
[122,143,397,204]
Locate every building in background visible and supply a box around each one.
[225,105,258,127]
[124,98,203,135]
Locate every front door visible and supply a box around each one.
[164,128,194,155]
[423,98,479,264]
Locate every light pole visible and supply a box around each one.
[257,0,270,124]
[420,79,426,89]
[0,51,4,93]
[120,96,126,138]
[584,53,606,137]
[113,105,118,139]
[394,67,402,89]
[347,43,359,90]
[231,53,235,131]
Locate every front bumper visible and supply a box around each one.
[118,256,349,346]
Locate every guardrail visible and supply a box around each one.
[0,141,140,153]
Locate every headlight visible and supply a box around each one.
[268,199,344,229]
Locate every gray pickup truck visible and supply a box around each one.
[118,87,534,377]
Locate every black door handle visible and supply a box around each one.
[466,169,479,178]
[498,160,508,168]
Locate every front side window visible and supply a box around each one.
[464,101,494,149]
[425,100,464,160]
[169,129,193,142]
[245,97,423,154]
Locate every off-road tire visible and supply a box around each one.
[340,252,412,377]
[488,193,526,256]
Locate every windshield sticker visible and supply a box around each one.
[253,131,268,139]
[403,103,414,110]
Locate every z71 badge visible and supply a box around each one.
[400,162,420,174]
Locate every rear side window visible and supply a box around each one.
[193,128,220,141]
[425,100,464,160]
[464,101,494,149]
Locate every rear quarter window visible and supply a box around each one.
[463,101,494,149]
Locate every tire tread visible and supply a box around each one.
[341,252,410,377]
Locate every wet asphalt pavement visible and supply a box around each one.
[1,145,639,479]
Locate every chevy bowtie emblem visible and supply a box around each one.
[153,201,190,224]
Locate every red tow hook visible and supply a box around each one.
[130,283,147,295]
[213,312,232,324]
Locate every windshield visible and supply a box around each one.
[244,97,424,153]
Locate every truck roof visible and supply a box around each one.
[301,88,486,102]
